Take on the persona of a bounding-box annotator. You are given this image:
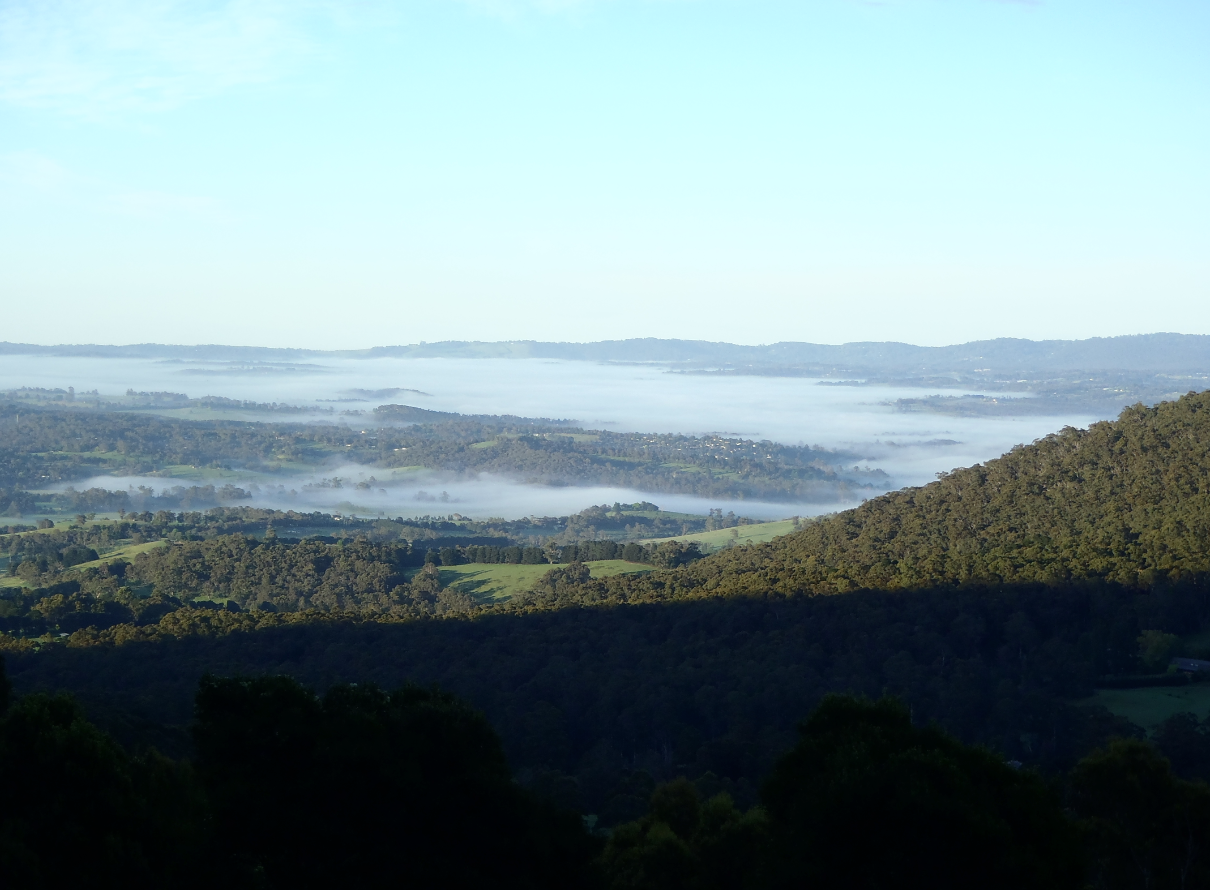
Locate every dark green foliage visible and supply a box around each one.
[553,539,701,568]
[0,489,35,517]
[193,675,597,889]
[600,696,1089,890]
[0,691,210,889]
[0,658,596,888]
[125,535,421,612]
[0,653,1202,890]
[760,696,1084,889]
[601,779,770,890]
[8,579,1171,803]
[59,544,99,566]
[1070,739,1210,890]
[1154,712,1210,782]
[461,543,552,564]
[526,561,594,605]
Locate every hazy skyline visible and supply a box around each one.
[2,0,1207,349]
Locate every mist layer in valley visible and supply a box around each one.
[60,469,815,522]
[0,351,1117,520]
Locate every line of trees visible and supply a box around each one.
[449,539,701,568]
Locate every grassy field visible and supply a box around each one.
[1078,684,1210,733]
[640,519,802,553]
[70,540,167,571]
[426,559,652,602]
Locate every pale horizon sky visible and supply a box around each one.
[1,0,1207,350]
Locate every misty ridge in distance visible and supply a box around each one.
[4,333,1210,374]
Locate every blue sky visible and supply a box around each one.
[1,0,1207,348]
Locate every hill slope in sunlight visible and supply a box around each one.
[529,390,1210,606]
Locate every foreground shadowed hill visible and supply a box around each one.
[192,676,594,889]
[11,663,1210,890]
[11,575,1201,821]
[601,695,1087,890]
[0,668,596,889]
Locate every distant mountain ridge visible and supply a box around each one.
[4,333,1210,373]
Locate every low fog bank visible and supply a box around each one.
[4,354,1109,491]
[63,469,836,522]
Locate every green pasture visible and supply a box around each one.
[1078,684,1210,733]
[68,540,168,572]
[640,519,801,553]
[425,559,652,602]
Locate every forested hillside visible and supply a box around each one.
[549,390,1210,605]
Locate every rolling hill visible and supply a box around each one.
[541,390,1210,605]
